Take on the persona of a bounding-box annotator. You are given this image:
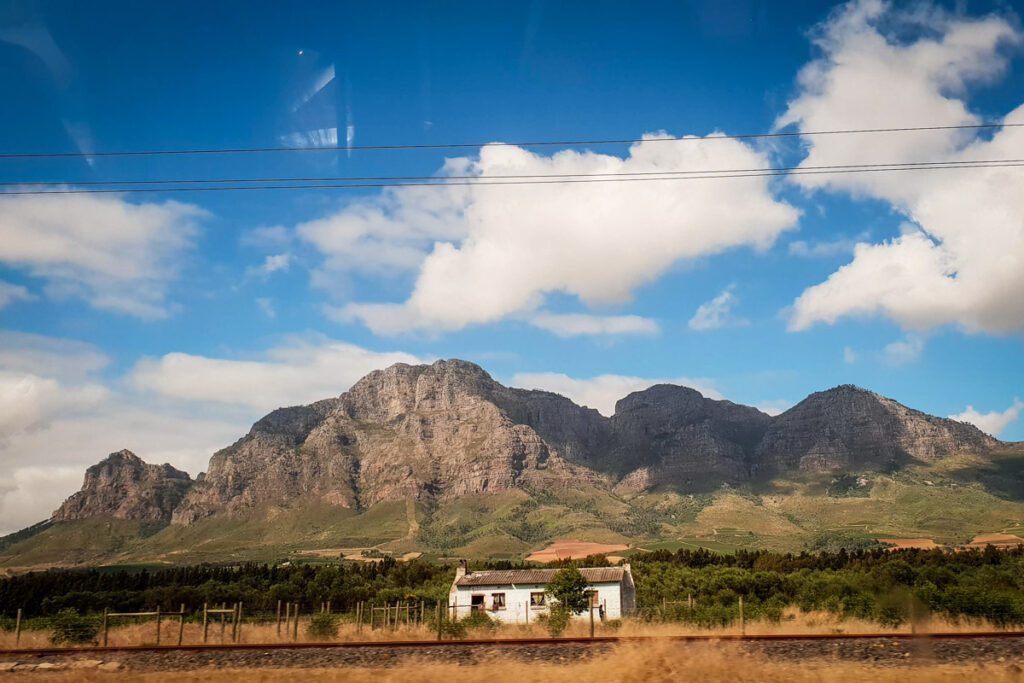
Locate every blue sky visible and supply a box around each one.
[0,0,1022,531]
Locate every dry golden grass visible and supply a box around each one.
[15,641,1024,682]
[1,608,1015,651]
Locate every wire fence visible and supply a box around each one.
[1,592,989,650]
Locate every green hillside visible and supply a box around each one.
[2,447,1024,572]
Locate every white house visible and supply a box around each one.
[448,564,636,623]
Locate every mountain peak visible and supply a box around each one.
[52,451,192,523]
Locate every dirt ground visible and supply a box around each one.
[4,640,1024,681]
[525,540,630,562]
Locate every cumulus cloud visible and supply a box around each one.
[0,371,108,439]
[688,285,748,331]
[130,336,423,412]
[528,312,659,337]
[883,334,925,365]
[0,332,111,440]
[950,399,1023,437]
[511,371,722,417]
[297,179,472,278]
[0,281,34,310]
[782,0,1024,335]
[0,193,204,318]
[843,347,858,364]
[307,134,797,334]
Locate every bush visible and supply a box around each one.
[461,610,497,632]
[439,619,467,639]
[543,605,571,637]
[307,612,339,639]
[49,608,100,645]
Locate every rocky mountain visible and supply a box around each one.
[53,450,192,523]
[755,385,999,476]
[50,360,1002,531]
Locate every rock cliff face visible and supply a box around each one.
[53,450,192,523]
[608,385,773,491]
[53,363,1004,527]
[172,360,604,524]
[755,385,997,475]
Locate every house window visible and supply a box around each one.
[471,594,485,611]
[530,592,546,607]
[491,593,506,610]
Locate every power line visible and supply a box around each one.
[2,160,1022,196]
[0,122,1021,160]
[4,157,1021,188]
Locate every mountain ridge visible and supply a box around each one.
[61,359,999,526]
[1,358,1013,568]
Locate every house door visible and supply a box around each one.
[471,594,485,612]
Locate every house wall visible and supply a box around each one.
[450,581,625,623]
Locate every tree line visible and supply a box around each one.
[3,545,1024,627]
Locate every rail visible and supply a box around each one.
[2,630,1024,657]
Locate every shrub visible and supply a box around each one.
[440,619,467,639]
[548,606,573,638]
[49,608,100,645]
[307,612,339,640]
[461,610,497,632]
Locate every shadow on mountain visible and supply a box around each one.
[947,448,1024,501]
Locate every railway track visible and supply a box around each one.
[4,632,1024,673]
[2,630,1024,656]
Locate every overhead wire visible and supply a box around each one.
[0,121,1020,160]
[1,158,1022,195]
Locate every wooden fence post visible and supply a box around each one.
[231,602,239,643]
[276,600,282,637]
[15,608,22,646]
[293,603,299,641]
[202,603,209,644]
[219,603,227,643]
[590,600,595,638]
[178,604,185,646]
[155,606,162,646]
[436,602,443,641]
[739,596,745,636]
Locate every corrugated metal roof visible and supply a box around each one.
[455,567,625,587]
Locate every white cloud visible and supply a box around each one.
[0,281,34,310]
[247,253,291,278]
[511,371,722,417]
[297,178,472,278]
[130,336,424,412]
[528,312,659,337]
[883,334,925,366]
[783,1,1024,335]
[312,134,797,334]
[0,193,204,318]
[843,347,858,364]
[949,399,1023,437]
[688,285,748,331]
[0,371,108,439]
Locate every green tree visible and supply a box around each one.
[547,566,591,614]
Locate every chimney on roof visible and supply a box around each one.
[455,558,467,579]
